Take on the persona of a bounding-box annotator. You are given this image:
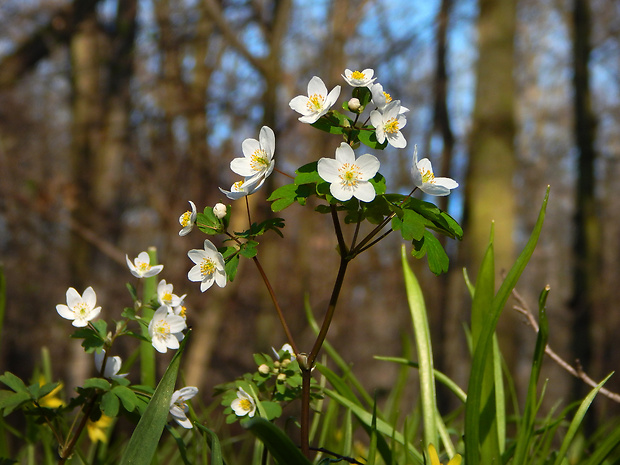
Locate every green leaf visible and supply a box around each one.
[369,172,386,195]
[294,162,321,185]
[311,113,346,135]
[225,253,240,282]
[101,391,120,417]
[196,209,222,236]
[119,332,189,465]
[244,417,312,465]
[112,385,137,412]
[358,128,388,150]
[393,209,426,241]
[260,401,282,421]
[83,378,111,390]
[70,327,105,351]
[35,382,61,401]
[0,373,28,393]
[0,391,31,416]
[412,230,449,275]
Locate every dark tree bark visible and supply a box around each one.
[570,0,599,401]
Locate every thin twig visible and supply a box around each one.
[511,287,620,403]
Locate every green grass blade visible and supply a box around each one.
[374,356,467,403]
[194,423,224,465]
[580,421,620,465]
[325,389,424,464]
[464,187,549,465]
[552,373,614,465]
[401,245,438,449]
[119,331,189,465]
[512,286,550,465]
[243,417,312,465]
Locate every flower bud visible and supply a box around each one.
[213,203,227,219]
[281,359,291,368]
[277,373,287,382]
[348,98,361,112]
[258,364,270,375]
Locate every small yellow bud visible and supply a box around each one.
[277,373,287,382]
[258,364,270,375]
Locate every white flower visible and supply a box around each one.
[187,239,227,292]
[342,68,377,88]
[169,386,198,429]
[411,145,459,196]
[170,304,187,320]
[56,287,101,327]
[370,83,409,113]
[317,142,380,203]
[370,100,407,148]
[289,76,341,124]
[148,306,187,353]
[157,279,185,309]
[272,343,296,361]
[178,201,197,236]
[126,251,164,278]
[213,203,227,219]
[230,126,275,183]
[219,175,265,200]
[231,387,256,418]
[94,349,128,379]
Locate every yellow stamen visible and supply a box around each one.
[137,261,151,272]
[180,211,191,227]
[200,258,216,277]
[383,91,392,103]
[384,118,399,134]
[421,168,436,184]
[239,398,252,411]
[250,149,269,171]
[351,70,366,80]
[162,291,173,303]
[307,94,324,111]
[338,163,362,188]
[156,321,171,337]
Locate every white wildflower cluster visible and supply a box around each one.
[287,68,457,202]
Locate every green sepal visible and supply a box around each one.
[411,230,449,275]
[352,86,372,106]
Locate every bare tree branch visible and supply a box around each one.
[512,287,620,403]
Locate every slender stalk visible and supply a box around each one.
[300,369,312,458]
[58,394,98,464]
[251,256,299,356]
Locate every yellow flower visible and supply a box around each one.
[87,415,114,443]
[428,444,462,465]
[38,376,65,408]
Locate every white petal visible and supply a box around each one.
[355,154,380,180]
[56,304,75,320]
[177,386,199,400]
[215,269,227,288]
[289,96,310,115]
[152,337,168,353]
[417,158,433,173]
[143,264,164,277]
[66,287,81,308]
[353,182,376,203]
[230,157,255,177]
[421,184,452,196]
[299,113,321,124]
[334,143,355,164]
[317,158,341,183]
[325,85,341,108]
[200,277,214,292]
[307,76,327,97]
[259,126,275,157]
[329,182,353,202]
[203,239,218,254]
[188,264,203,282]
[82,287,97,309]
[188,249,207,265]
[387,131,407,148]
[435,177,459,189]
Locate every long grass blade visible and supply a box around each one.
[401,245,438,449]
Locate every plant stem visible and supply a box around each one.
[251,256,299,357]
[58,394,98,464]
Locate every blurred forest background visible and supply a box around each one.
[0,0,619,425]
